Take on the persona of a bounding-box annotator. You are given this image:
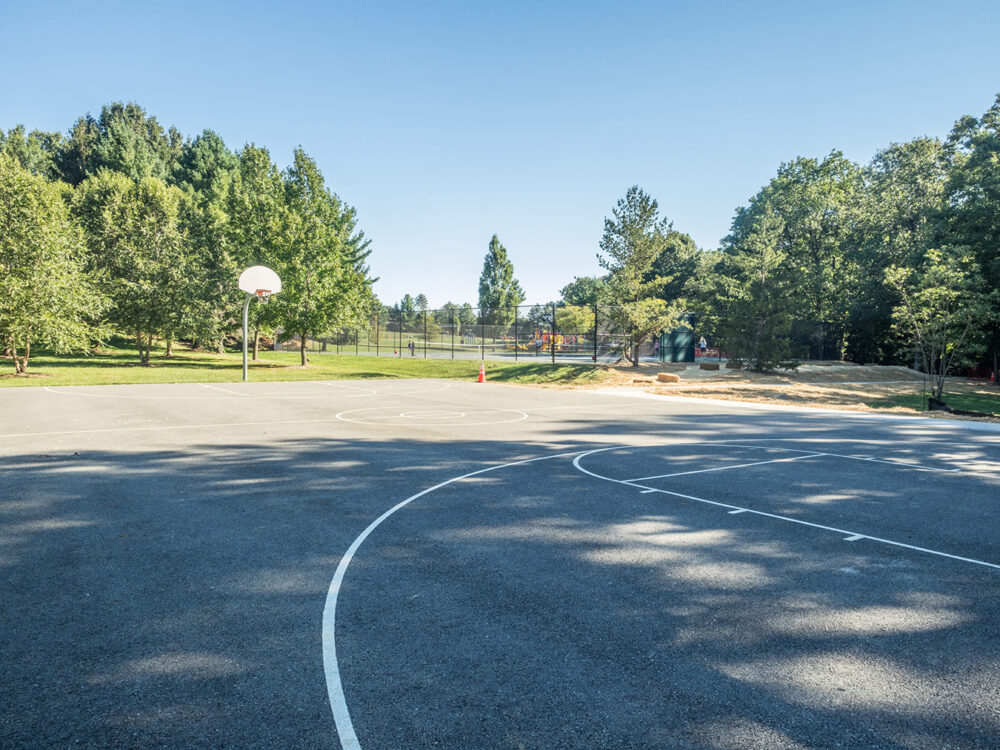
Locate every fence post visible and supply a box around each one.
[375,314,380,357]
[551,302,556,364]
[512,306,517,362]
[355,329,358,356]
[593,303,598,363]
[423,311,427,358]
[450,308,455,359]
[480,315,485,361]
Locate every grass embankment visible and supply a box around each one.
[0,344,611,388]
[866,391,1000,416]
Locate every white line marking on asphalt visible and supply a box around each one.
[318,382,380,397]
[572,447,1000,571]
[705,442,962,475]
[335,407,529,427]
[43,385,238,400]
[845,534,865,541]
[0,417,353,439]
[729,509,747,514]
[625,453,826,482]
[640,489,657,493]
[201,384,254,397]
[322,450,587,750]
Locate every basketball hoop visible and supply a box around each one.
[238,266,282,381]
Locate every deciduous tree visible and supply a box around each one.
[886,246,995,400]
[73,172,186,364]
[0,156,102,373]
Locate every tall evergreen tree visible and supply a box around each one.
[477,234,525,326]
[598,186,680,365]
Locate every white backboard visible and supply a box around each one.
[238,266,282,295]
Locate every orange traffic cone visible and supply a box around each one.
[477,362,486,383]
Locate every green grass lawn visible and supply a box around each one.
[0,343,611,388]
[866,391,1000,416]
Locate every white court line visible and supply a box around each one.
[43,380,450,402]
[609,440,966,475]
[201,384,353,400]
[322,450,586,750]
[318,382,379,397]
[335,407,528,426]
[572,446,1000,571]
[625,453,826,482]
[44,386,239,400]
[709,442,963,475]
[201,384,254,397]
[0,417,357,439]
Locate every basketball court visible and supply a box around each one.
[2,380,999,748]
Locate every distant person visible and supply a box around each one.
[408,340,415,356]
[699,336,708,354]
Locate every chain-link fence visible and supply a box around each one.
[275,305,843,365]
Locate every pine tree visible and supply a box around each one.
[477,235,525,326]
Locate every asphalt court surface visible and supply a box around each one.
[2,379,1000,749]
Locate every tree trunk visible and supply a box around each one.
[11,341,28,374]
[22,340,29,373]
[136,331,148,365]
[252,327,260,361]
[300,332,308,366]
[217,333,226,355]
[165,335,173,358]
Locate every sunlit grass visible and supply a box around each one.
[866,391,1000,415]
[0,341,612,388]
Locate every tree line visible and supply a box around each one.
[456,95,998,394]
[5,96,999,395]
[0,102,376,371]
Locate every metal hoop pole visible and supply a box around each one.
[242,293,253,382]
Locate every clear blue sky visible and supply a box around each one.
[2,1,998,307]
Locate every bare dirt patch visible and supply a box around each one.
[572,361,1000,422]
